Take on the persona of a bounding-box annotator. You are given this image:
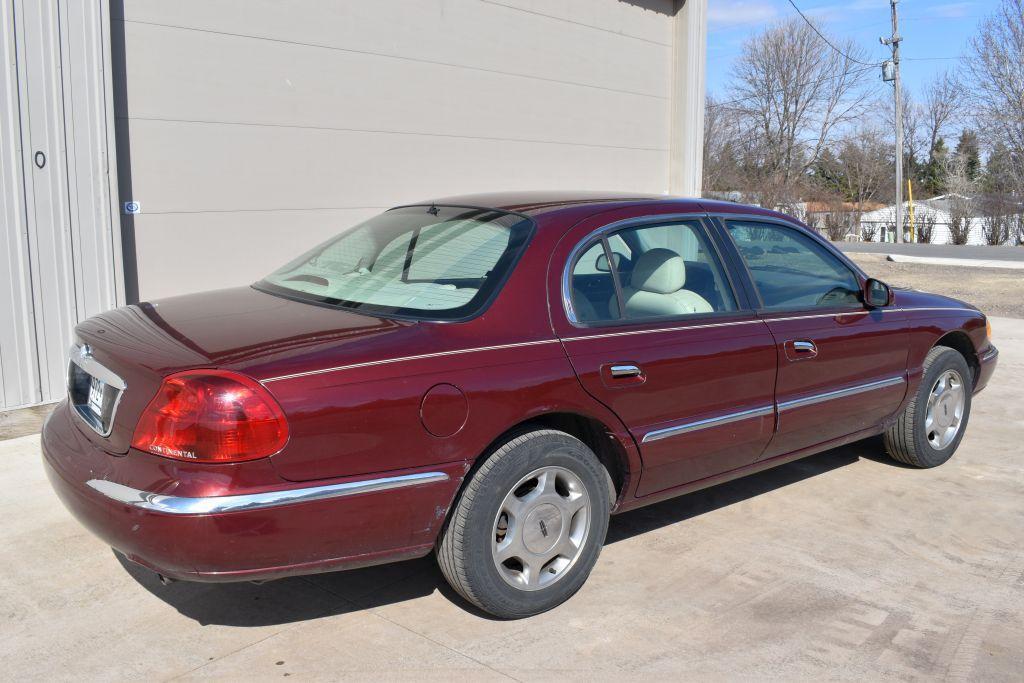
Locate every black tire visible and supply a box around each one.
[884,346,972,468]
[436,429,612,619]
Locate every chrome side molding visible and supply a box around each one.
[642,405,774,443]
[778,376,905,411]
[86,471,450,515]
[641,376,906,444]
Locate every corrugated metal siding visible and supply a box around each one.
[112,0,676,299]
[0,0,40,409]
[0,0,120,410]
[14,0,79,404]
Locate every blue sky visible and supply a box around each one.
[707,0,1000,99]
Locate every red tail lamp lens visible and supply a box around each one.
[132,370,288,463]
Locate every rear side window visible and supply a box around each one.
[569,242,620,322]
[568,220,736,324]
[727,221,860,310]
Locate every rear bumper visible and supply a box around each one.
[974,344,998,394]
[42,402,465,582]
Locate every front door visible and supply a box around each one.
[551,211,778,498]
[722,219,909,458]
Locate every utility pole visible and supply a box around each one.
[881,0,904,242]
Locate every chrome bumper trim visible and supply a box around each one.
[642,405,775,444]
[86,471,450,515]
[68,343,127,391]
[778,376,905,411]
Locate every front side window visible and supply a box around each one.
[569,220,737,324]
[258,206,533,320]
[727,221,861,310]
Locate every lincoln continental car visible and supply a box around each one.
[43,192,998,618]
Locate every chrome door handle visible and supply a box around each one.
[792,340,817,353]
[609,364,642,378]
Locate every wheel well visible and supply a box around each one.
[935,331,979,385]
[478,413,631,500]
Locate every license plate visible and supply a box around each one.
[87,376,106,417]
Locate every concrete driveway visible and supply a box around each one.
[2,319,1022,681]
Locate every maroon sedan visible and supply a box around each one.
[43,192,998,618]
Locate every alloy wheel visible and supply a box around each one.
[491,466,591,591]
[925,369,965,450]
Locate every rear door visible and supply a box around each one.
[720,217,909,458]
[550,211,778,498]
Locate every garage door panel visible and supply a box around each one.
[114,0,671,99]
[118,22,668,153]
[1,2,41,408]
[125,118,668,213]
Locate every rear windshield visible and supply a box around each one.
[256,205,534,320]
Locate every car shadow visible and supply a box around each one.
[120,437,894,626]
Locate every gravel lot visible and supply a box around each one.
[848,253,1024,319]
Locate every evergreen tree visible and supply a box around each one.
[954,130,981,180]
[922,138,949,196]
[983,142,1020,196]
[811,147,845,196]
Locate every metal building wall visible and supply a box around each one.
[112,0,702,300]
[0,1,37,409]
[0,0,121,410]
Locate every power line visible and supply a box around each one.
[785,0,880,66]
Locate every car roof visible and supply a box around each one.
[404,191,794,225]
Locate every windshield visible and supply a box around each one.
[257,205,534,320]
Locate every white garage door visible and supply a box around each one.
[1,0,121,410]
[113,0,676,299]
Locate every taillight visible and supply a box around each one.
[132,370,288,463]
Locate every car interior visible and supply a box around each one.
[570,223,733,323]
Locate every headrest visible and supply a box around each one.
[630,248,685,294]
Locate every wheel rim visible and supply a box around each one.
[491,466,591,591]
[924,369,965,450]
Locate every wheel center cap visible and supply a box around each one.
[522,503,563,554]
[936,396,956,428]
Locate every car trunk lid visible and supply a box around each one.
[69,286,407,454]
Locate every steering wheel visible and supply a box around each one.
[816,286,854,307]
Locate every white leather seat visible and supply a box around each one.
[613,248,713,318]
[571,291,599,322]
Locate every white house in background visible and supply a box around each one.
[859,195,988,245]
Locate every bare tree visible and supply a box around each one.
[884,91,925,173]
[964,0,1024,189]
[837,126,892,210]
[703,96,746,194]
[915,212,936,243]
[980,196,1016,245]
[1012,213,1024,246]
[727,18,874,209]
[921,72,964,160]
[822,210,854,241]
[981,212,1011,245]
[946,156,978,245]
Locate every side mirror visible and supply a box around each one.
[595,252,622,273]
[863,278,892,308]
